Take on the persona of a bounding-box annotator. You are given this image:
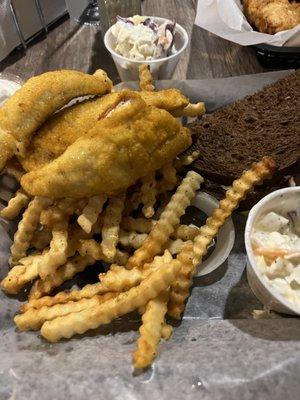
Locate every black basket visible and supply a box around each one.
[252,43,300,69]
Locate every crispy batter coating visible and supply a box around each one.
[18,89,190,173]
[18,94,118,172]
[21,91,192,198]
[244,0,300,34]
[0,70,112,166]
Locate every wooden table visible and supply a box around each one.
[0,0,265,83]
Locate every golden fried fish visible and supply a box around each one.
[19,89,190,172]
[244,0,300,34]
[21,91,192,198]
[0,69,112,170]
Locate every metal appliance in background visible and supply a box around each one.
[0,0,68,61]
[65,0,141,30]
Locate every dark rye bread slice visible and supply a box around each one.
[189,70,300,186]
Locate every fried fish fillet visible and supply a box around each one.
[21,91,192,198]
[19,89,190,172]
[244,0,300,34]
[19,93,119,172]
[0,69,112,170]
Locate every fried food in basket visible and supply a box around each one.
[21,90,192,198]
[243,0,300,34]
[0,66,277,371]
[0,70,112,169]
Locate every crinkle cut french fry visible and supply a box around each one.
[126,171,203,269]
[193,156,275,265]
[166,238,193,255]
[38,220,69,279]
[31,227,52,250]
[167,242,194,319]
[77,194,107,233]
[10,196,51,265]
[133,290,169,370]
[78,239,129,265]
[174,151,200,169]
[40,206,65,228]
[119,229,148,249]
[99,251,172,293]
[121,216,200,240]
[0,190,30,219]
[158,162,178,192]
[139,64,155,92]
[161,323,173,340]
[0,252,46,295]
[56,198,78,214]
[101,194,125,260]
[171,102,205,118]
[15,293,119,331]
[21,286,116,313]
[29,254,94,300]
[40,260,181,342]
[121,217,156,233]
[140,172,157,218]
[15,296,100,331]
[99,265,146,292]
[168,156,276,320]
[23,253,171,312]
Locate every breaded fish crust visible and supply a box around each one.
[244,0,300,34]
[19,89,190,172]
[0,69,112,166]
[21,91,192,198]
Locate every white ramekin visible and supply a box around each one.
[192,192,235,276]
[104,17,189,81]
[245,186,300,315]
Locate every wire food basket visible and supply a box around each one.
[252,43,300,69]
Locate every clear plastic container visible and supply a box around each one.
[104,16,189,81]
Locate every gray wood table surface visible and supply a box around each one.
[0,0,266,83]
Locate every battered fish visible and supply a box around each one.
[0,69,112,170]
[19,89,190,172]
[244,0,300,34]
[21,91,192,198]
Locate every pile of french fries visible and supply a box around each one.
[0,66,276,370]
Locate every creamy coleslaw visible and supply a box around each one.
[110,15,176,61]
[251,210,300,308]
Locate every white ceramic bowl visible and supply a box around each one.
[191,192,235,276]
[245,187,300,315]
[104,17,188,81]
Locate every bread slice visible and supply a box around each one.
[189,70,300,186]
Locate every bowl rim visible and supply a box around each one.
[104,16,189,64]
[245,186,300,315]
